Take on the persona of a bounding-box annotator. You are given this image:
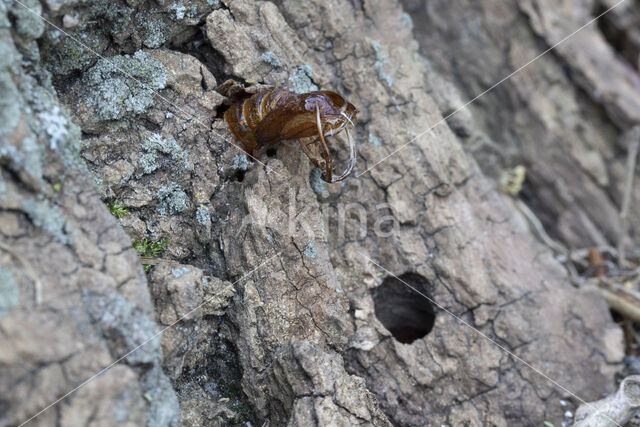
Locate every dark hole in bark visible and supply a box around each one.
[266,147,278,157]
[372,272,436,344]
[611,308,624,323]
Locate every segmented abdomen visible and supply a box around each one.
[224,88,288,155]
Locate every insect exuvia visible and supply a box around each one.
[223,87,358,183]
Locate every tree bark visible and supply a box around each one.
[1,0,636,425]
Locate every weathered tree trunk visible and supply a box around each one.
[1,0,637,426]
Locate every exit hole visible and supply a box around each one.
[372,272,436,344]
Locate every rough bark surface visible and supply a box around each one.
[1,0,637,426]
[403,0,640,248]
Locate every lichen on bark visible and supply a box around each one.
[2,0,637,425]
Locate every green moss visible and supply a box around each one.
[133,237,169,271]
[108,201,129,218]
[133,237,169,258]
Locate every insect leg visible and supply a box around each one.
[299,137,318,162]
[315,102,333,182]
[329,125,357,182]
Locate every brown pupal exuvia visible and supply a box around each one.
[224,87,358,183]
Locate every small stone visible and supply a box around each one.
[63,14,79,28]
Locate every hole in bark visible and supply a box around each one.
[266,147,277,157]
[372,272,436,344]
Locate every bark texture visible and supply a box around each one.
[1,0,637,426]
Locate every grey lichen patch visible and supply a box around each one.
[138,152,159,175]
[9,0,45,39]
[168,3,187,20]
[0,173,6,198]
[372,41,393,87]
[0,38,19,75]
[0,135,43,189]
[288,65,318,93]
[38,106,68,150]
[309,168,327,197]
[0,75,21,136]
[401,12,414,31]
[31,84,85,174]
[21,198,71,244]
[0,267,19,317]
[232,154,249,171]
[92,0,135,37]
[83,289,179,424]
[0,43,21,137]
[156,183,188,216]
[303,241,317,259]
[196,205,210,225]
[368,132,382,148]
[171,266,190,278]
[84,291,160,365]
[140,133,190,175]
[141,365,180,427]
[10,61,85,176]
[47,35,104,75]
[261,51,282,68]
[144,20,169,48]
[83,51,167,122]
